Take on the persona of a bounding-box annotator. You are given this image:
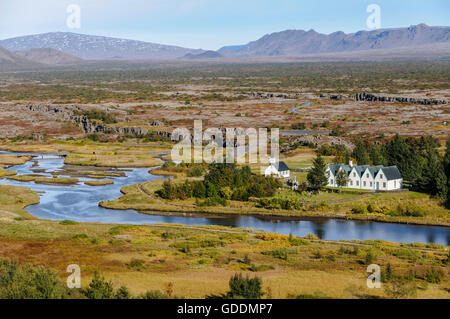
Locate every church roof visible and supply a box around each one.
[327,163,402,180]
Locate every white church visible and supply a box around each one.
[264,158,291,178]
[326,161,403,191]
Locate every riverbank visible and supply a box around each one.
[0,147,448,232]
[0,208,448,299]
[100,172,450,227]
[0,140,170,168]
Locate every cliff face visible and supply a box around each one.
[352,93,447,105]
[71,116,149,135]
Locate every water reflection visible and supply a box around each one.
[0,152,448,245]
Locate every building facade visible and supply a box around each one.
[326,161,403,191]
[264,161,290,178]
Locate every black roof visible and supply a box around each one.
[276,161,290,171]
[382,166,402,180]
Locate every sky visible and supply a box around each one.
[0,0,449,50]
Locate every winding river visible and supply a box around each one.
[0,152,449,245]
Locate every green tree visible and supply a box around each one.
[335,169,349,190]
[115,285,131,299]
[444,137,450,208]
[228,274,264,299]
[352,139,370,165]
[84,271,115,299]
[307,154,328,190]
[0,258,69,299]
[419,147,447,199]
[367,143,386,165]
[386,263,393,282]
[193,181,206,198]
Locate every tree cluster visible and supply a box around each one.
[157,163,282,205]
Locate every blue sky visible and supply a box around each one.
[1,0,449,50]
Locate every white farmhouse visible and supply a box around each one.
[264,161,290,178]
[326,161,403,191]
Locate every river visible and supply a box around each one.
[0,152,448,245]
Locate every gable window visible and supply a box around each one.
[366,173,369,178]
[353,173,356,177]
[380,174,383,179]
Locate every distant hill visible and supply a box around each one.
[14,48,83,65]
[0,32,204,60]
[218,41,255,52]
[220,24,450,57]
[0,46,41,71]
[182,50,222,59]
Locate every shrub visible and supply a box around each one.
[304,233,319,240]
[83,271,115,299]
[255,232,289,241]
[0,258,69,299]
[115,286,131,299]
[228,274,264,299]
[187,166,204,177]
[384,277,417,299]
[390,204,425,217]
[219,187,233,200]
[139,290,170,299]
[365,251,374,265]
[60,219,79,225]
[392,249,422,260]
[351,205,368,214]
[367,203,376,213]
[424,268,445,284]
[262,248,297,260]
[126,259,146,270]
[249,264,275,272]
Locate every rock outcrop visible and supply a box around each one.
[25,104,78,120]
[282,134,355,152]
[71,116,149,135]
[351,92,446,105]
[247,92,300,99]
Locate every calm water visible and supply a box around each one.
[0,152,449,245]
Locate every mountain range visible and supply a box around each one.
[219,24,450,57]
[0,32,203,60]
[0,24,449,69]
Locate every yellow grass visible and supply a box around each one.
[84,180,114,186]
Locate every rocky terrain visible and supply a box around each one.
[352,92,447,105]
